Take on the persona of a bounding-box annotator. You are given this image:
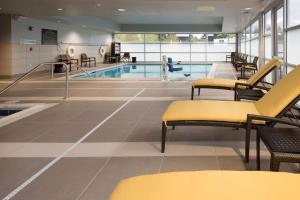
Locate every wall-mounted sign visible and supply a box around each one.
[41,29,58,45]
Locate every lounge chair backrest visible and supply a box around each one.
[252,57,258,66]
[59,54,70,61]
[255,65,300,117]
[123,52,130,58]
[81,53,88,59]
[246,58,282,85]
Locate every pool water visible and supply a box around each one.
[77,64,212,79]
[0,109,22,117]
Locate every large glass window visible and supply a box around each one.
[275,7,284,58]
[206,34,236,61]
[245,27,251,59]
[287,29,300,64]
[264,11,272,35]
[114,33,236,62]
[241,30,246,54]
[287,0,300,27]
[250,20,259,57]
[287,0,300,65]
[264,10,272,60]
[145,34,160,43]
[115,34,144,43]
[160,33,190,43]
[145,34,161,61]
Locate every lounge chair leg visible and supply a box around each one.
[270,155,280,171]
[172,125,175,130]
[191,87,194,100]
[256,131,260,170]
[245,123,251,163]
[161,122,167,153]
[198,88,200,96]
[234,90,237,101]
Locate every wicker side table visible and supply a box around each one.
[256,127,300,171]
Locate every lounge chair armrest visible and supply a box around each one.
[234,82,252,89]
[240,63,255,66]
[247,114,300,128]
[259,81,274,87]
[250,85,270,91]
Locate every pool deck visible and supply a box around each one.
[0,62,298,200]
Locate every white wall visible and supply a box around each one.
[11,17,112,75]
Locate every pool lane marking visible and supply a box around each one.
[2,88,145,200]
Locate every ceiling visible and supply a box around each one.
[0,0,276,32]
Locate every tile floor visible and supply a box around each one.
[0,63,299,200]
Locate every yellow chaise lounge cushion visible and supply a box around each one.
[161,100,263,124]
[192,58,282,88]
[109,171,300,200]
[192,78,246,89]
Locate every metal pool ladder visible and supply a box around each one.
[0,62,70,99]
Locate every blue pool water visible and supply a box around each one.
[76,64,212,79]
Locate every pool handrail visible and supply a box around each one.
[0,62,70,99]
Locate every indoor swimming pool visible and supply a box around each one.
[75,64,212,79]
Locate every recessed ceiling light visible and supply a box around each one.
[196,6,216,12]
[117,8,126,12]
[0,8,2,11]
[244,7,252,11]
[96,3,101,7]
[57,8,63,11]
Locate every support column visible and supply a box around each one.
[0,14,12,78]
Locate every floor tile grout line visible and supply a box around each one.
[230,64,237,80]
[74,157,112,200]
[2,88,146,200]
[158,154,165,173]
[123,101,155,142]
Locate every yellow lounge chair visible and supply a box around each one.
[191,58,282,99]
[109,171,300,200]
[162,65,300,162]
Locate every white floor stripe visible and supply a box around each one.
[0,95,233,102]
[0,142,269,158]
[8,87,189,90]
[2,88,145,200]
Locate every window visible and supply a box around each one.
[190,34,206,43]
[264,11,272,60]
[287,0,300,27]
[245,27,251,58]
[264,11,272,35]
[206,34,236,61]
[287,0,300,65]
[275,7,284,58]
[145,34,160,43]
[160,33,190,43]
[115,34,145,61]
[250,20,259,57]
[145,34,160,61]
[114,34,144,43]
[251,21,259,39]
[114,33,236,62]
[240,30,246,54]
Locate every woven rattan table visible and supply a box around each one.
[256,127,300,171]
